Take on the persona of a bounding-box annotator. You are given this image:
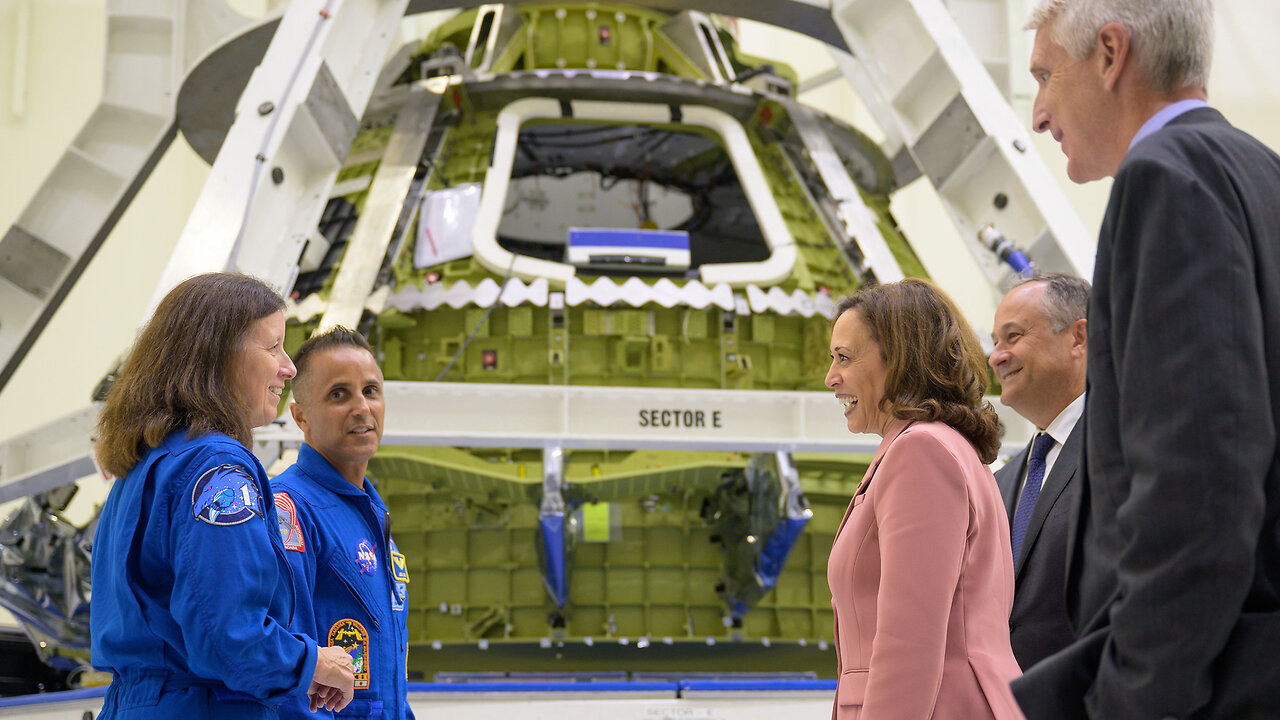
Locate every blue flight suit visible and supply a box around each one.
[271,443,414,719]
[91,431,317,719]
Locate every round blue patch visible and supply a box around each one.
[355,537,378,575]
[191,465,260,526]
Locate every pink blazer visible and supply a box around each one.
[828,419,1023,720]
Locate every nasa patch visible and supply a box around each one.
[328,619,370,689]
[354,537,378,575]
[191,465,261,526]
[273,492,306,552]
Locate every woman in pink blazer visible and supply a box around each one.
[825,279,1023,719]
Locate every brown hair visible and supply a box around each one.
[291,326,375,403]
[95,273,286,477]
[834,278,1002,463]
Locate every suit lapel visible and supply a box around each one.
[1015,421,1084,578]
[997,446,1028,524]
[1064,412,1088,626]
[833,419,913,540]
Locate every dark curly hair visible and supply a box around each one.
[95,273,286,477]
[834,278,1002,463]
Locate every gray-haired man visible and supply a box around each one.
[989,273,1087,672]
[1016,1,1280,718]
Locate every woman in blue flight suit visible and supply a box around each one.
[90,273,355,718]
[270,327,413,719]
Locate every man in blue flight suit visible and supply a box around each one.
[271,327,415,719]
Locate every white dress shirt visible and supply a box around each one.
[1017,392,1086,499]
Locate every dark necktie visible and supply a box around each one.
[1011,432,1056,563]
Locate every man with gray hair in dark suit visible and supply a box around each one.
[1015,0,1280,718]
[989,273,1088,671]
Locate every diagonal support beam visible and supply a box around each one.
[317,87,442,332]
[150,0,410,313]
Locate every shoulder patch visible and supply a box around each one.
[191,465,261,526]
[390,539,410,584]
[273,492,306,552]
[328,619,370,689]
[390,538,409,612]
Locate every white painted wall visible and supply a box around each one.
[0,0,207,627]
[0,0,205,442]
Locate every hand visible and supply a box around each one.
[311,645,355,712]
[307,681,345,712]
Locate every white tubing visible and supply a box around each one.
[472,98,797,288]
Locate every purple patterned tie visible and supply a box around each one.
[1011,432,1056,563]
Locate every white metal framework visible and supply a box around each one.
[0,380,1033,504]
[0,0,1078,501]
[830,0,1093,283]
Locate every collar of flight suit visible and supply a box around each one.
[292,442,387,515]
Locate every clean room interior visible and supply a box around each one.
[0,0,1277,715]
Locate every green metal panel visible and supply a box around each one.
[284,2,931,675]
[351,305,834,389]
[370,448,867,677]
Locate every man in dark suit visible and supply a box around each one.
[989,273,1088,670]
[1013,1,1280,719]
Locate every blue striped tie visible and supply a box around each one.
[1011,432,1056,563]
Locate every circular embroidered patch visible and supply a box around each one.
[191,465,260,526]
[355,537,378,575]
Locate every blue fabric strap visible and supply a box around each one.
[1011,432,1056,563]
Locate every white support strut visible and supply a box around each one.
[829,0,1093,283]
[149,0,410,314]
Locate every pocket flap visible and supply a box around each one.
[325,552,382,630]
[837,668,869,707]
